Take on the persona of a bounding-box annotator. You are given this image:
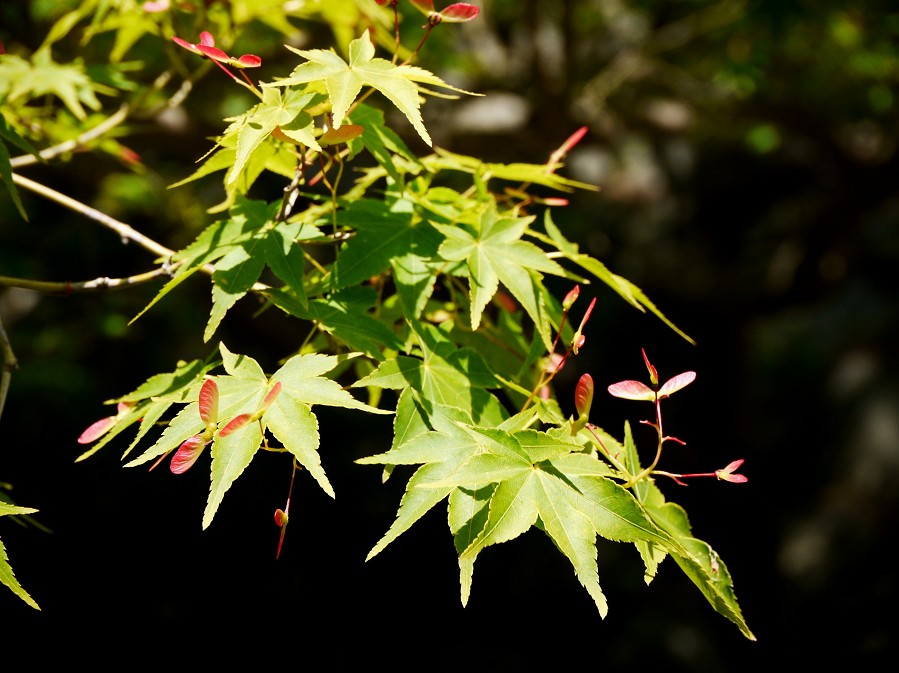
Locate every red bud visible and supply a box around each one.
[642,348,658,387]
[274,508,288,527]
[562,285,580,311]
[262,381,283,409]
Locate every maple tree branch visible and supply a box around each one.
[10,173,273,294]
[9,104,131,168]
[0,268,171,294]
[11,172,174,259]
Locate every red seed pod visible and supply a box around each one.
[575,373,594,419]
[440,3,480,22]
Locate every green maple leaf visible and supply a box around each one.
[129,197,320,339]
[354,324,510,557]
[362,418,680,618]
[356,405,486,560]
[224,86,324,186]
[346,103,419,187]
[0,503,40,610]
[169,96,310,213]
[426,426,670,617]
[430,147,600,193]
[126,343,389,529]
[206,235,268,341]
[330,197,443,316]
[263,219,316,309]
[268,30,477,146]
[616,421,755,639]
[129,196,273,326]
[433,202,582,350]
[197,198,278,341]
[268,286,404,360]
[352,321,506,422]
[537,210,695,344]
[208,204,323,322]
[168,144,269,215]
[74,358,212,462]
[636,479,756,640]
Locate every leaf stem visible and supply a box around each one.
[520,303,582,412]
[622,396,666,488]
[586,423,630,477]
[404,23,434,65]
[387,1,402,63]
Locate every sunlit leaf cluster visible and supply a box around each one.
[0,0,752,640]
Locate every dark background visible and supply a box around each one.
[2,0,897,668]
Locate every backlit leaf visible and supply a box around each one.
[226,87,323,186]
[270,31,478,146]
[264,393,330,496]
[434,203,574,349]
[0,506,40,610]
[203,416,264,529]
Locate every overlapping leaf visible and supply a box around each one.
[357,406,487,560]
[130,196,326,337]
[126,343,389,529]
[268,286,404,360]
[330,197,444,317]
[346,103,420,187]
[223,86,325,186]
[360,416,684,617]
[352,321,506,423]
[433,202,582,350]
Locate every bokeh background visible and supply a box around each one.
[2,0,897,668]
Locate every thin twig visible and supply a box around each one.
[0,267,171,294]
[10,172,271,292]
[11,172,174,259]
[9,104,131,168]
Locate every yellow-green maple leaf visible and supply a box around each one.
[267,31,478,146]
[0,503,40,610]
